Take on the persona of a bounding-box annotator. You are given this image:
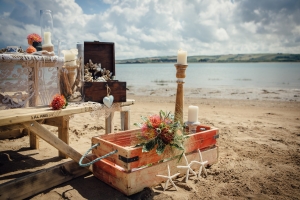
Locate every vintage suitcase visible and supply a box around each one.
[83,41,126,103]
[92,125,219,195]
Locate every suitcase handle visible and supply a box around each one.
[79,143,118,167]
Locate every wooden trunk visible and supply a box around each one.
[91,125,219,195]
[83,41,126,103]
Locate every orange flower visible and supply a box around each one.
[27,33,42,42]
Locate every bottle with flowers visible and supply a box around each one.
[27,33,42,53]
[134,110,188,157]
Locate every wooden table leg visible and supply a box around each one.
[29,129,39,149]
[44,116,69,158]
[58,116,69,158]
[120,106,130,131]
[105,112,114,134]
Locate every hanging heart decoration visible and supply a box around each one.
[103,95,114,108]
[103,84,114,108]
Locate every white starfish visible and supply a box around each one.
[177,153,197,182]
[156,164,180,191]
[191,149,208,178]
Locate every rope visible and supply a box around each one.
[79,143,118,167]
[106,84,111,96]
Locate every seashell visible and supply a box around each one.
[95,77,106,82]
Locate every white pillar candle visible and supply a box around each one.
[62,49,78,66]
[43,32,53,46]
[188,105,198,122]
[177,49,187,65]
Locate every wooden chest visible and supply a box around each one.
[92,125,219,195]
[83,41,126,103]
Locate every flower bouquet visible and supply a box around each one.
[134,110,188,156]
[27,33,42,52]
[50,94,68,110]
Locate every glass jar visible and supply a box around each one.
[40,10,54,52]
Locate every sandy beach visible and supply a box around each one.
[1,87,300,199]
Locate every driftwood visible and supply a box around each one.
[60,69,72,97]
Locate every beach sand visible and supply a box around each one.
[0,88,300,199]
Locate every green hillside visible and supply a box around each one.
[116,53,300,64]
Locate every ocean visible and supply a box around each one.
[115,62,300,90]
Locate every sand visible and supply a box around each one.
[0,88,300,199]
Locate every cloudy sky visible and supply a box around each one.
[0,0,299,60]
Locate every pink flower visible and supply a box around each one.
[149,114,161,128]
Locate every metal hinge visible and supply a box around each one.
[119,155,139,163]
[214,134,220,139]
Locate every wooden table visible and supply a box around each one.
[0,99,135,158]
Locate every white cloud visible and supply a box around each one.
[0,0,299,59]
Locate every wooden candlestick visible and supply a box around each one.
[174,64,188,124]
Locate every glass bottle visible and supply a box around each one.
[40,10,54,52]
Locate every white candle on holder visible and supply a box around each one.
[43,32,53,45]
[62,49,78,66]
[188,105,198,122]
[177,49,187,65]
[42,32,54,52]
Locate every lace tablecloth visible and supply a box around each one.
[0,54,64,109]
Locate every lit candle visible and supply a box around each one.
[177,49,187,65]
[188,105,198,122]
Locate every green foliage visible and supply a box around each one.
[135,110,189,156]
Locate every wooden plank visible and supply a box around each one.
[93,146,218,196]
[44,117,63,127]
[121,99,135,107]
[0,159,90,200]
[0,105,95,126]
[22,121,92,172]
[0,124,24,140]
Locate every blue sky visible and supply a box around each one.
[0,0,299,60]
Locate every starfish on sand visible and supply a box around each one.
[177,153,197,182]
[191,149,208,178]
[156,164,180,191]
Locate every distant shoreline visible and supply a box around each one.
[116,53,300,64]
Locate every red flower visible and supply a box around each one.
[50,94,67,110]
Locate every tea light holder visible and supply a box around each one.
[185,121,200,134]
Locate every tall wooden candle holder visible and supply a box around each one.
[174,64,188,124]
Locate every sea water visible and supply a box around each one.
[116,63,300,90]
